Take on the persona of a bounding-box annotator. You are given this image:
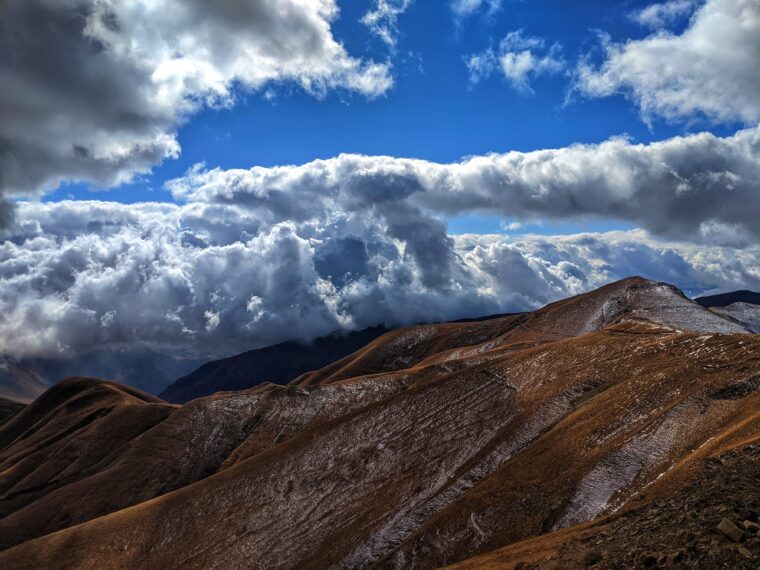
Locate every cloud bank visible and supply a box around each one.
[2,124,759,361]
[0,0,392,210]
[170,127,760,245]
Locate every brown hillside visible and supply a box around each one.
[0,277,756,569]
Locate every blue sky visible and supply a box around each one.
[45,0,740,235]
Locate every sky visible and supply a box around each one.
[1,0,759,362]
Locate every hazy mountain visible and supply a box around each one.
[160,326,390,403]
[161,314,521,403]
[695,289,760,308]
[0,278,757,569]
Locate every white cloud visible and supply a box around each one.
[2,124,760,361]
[451,0,502,19]
[362,0,413,48]
[1,198,757,362]
[577,0,760,124]
[170,126,760,244]
[0,0,392,216]
[466,31,565,93]
[500,221,523,232]
[631,0,701,29]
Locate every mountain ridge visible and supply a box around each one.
[0,277,757,568]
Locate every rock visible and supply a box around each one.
[743,520,760,532]
[717,518,745,543]
[738,546,754,559]
[739,509,758,522]
[639,551,659,566]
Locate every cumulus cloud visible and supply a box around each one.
[630,0,701,29]
[0,0,392,219]
[362,0,413,48]
[169,126,760,245]
[576,0,760,124]
[3,124,760,361]
[466,31,565,93]
[1,199,758,362]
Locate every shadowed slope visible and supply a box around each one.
[0,397,23,424]
[0,378,174,548]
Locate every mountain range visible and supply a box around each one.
[1,277,759,568]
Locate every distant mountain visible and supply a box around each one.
[694,290,760,333]
[695,289,760,307]
[161,313,524,403]
[710,302,760,333]
[160,326,390,403]
[2,277,759,570]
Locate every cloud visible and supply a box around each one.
[0,0,392,220]
[630,0,701,29]
[1,198,757,362]
[3,120,760,362]
[466,31,565,93]
[451,0,502,20]
[576,0,760,124]
[362,0,413,48]
[500,221,523,232]
[170,126,760,245]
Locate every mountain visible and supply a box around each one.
[0,349,203,403]
[0,397,23,424]
[161,315,521,404]
[160,326,390,403]
[695,289,760,308]
[693,289,760,333]
[710,302,760,333]
[0,277,758,569]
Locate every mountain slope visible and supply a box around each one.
[0,277,756,569]
[711,302,760,333]
[446,440,760,569]
[0,397,23,424]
